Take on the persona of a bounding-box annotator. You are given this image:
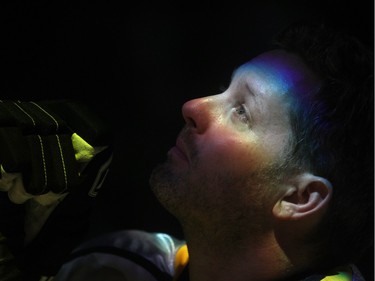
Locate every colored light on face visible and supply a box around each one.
[150,49,322,232]
[233,49,321,104]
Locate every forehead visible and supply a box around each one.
[233,49,321,99]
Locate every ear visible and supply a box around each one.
[273,173,332,220]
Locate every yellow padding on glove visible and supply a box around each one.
[321,265,352,280]
[71,133,95,163]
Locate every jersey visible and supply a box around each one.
[53,229,366,281]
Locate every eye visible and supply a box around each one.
[234,104,251,124]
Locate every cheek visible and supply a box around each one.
[198,129,269,175]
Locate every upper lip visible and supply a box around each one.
[175,136,189,162]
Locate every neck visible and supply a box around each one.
[182,225,308,281]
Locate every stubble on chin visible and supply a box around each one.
[149,161,182,210]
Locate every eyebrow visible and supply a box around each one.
[235,70,257,98]
[245,82,256,97]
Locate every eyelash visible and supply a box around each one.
[234,104,251,124]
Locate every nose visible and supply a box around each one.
[181,97,214,134]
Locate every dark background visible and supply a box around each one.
[2,0,374,279]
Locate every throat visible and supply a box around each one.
[183,230,304,281]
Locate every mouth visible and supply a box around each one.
[170,137,189,162]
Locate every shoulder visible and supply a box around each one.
[301,264,367,281]
[53,229,187,281]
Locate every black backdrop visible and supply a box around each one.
[2,0,374,278]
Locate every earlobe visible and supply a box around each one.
[273,173,332,220]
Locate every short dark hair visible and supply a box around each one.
[275,21,374,268]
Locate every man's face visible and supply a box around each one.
[150,49,320,231]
